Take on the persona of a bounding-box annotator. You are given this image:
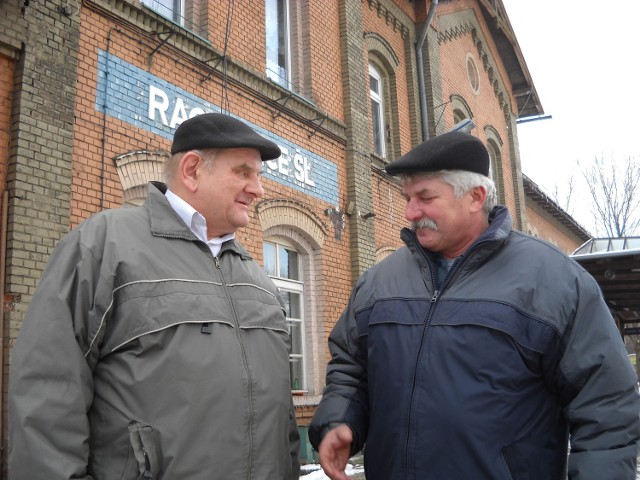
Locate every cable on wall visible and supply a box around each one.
[219,0,235,114]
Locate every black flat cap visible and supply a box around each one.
[385,131,489,176]
[171,113,281,160]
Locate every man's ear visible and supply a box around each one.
[178,151,202,193]
[469,185,487,213]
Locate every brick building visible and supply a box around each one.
[0,0,589,471]
[523,174,589,254]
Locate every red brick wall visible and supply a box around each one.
[0,54,12,211]
[435,1,517,215]
[526,203,585,254]
[372,171,408,254]
[308,1,344,119]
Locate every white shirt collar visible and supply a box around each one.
[164,188,235,256]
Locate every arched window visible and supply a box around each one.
[451,95,474,132]
[263,238,306,391]
[257,199,327,397]
[365,33,400,163]
[484,126,505,204]
[369,63,386,158]
[453,109,467,126]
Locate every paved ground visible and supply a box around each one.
[302,454,640,479]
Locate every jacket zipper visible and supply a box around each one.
[403,235,490,478]
[143,449,153,478]
[404,247,439,478]
[214,255,255,480]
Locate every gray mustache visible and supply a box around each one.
[411,218,438,231]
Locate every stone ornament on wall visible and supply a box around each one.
[114,150,168,205]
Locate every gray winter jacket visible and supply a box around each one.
[310,206,640,480]
[9,182,300,480]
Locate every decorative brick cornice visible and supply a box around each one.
[363,0,410,39]
[436,22,474,44]
[437,15,510,122]
[470,28,509,120]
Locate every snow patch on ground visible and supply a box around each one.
[300,463,365,479]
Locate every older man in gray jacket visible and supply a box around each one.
[9,113,300,479]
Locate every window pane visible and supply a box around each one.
[278,245,288,278]
[370,74,379,95]
[278,289,291,317]
[141,0,181,23]
[369,65,385,157]
[278,245,299,280]
[289,291,301,318]
[289,320,303,354]
[266,0,289,86]
[263,242,277,277]
[371,99,383,155]
[279,290,301,319]
[288,250,299,280]
[290,356,303,390]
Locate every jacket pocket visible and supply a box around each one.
[502,438,566,480]
[121,421,163,480]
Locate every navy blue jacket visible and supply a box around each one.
[310,206,640,479]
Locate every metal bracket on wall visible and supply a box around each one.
[324,207,345,240]
[147,30,176,67]
[308,114,327,138]
[272,91,295,120]
[200,54,225,83]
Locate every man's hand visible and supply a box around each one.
[318,424,354,480]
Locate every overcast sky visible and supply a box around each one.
[501,1,639,234]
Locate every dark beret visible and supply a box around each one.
[385,131,490,176]
[171,113,281,160]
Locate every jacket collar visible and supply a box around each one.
[145,182,252,260]
[401,205,512,268]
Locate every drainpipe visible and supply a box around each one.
[0,190,8,445]
[416,0,438,141]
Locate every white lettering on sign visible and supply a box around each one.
[148,85,169,126]
[148,85,209,128]
[265,146,315,187]
[148,84,316,188]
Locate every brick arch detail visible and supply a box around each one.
[256,199,328,249]
[375,246,396,263]
[364,32,400,69]
[113,150,169,204]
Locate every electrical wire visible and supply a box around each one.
[220,0,235,114]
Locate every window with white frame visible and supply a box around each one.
[266,0,292,88]
[263,240,306,392]
[141,0,184,24]
[369,64,386,158]
[486,139,504,203]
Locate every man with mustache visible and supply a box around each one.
[9,113,300,479]
[309,131,640,480]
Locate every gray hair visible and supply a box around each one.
[401,170,498,215]
[163,148,218,185]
